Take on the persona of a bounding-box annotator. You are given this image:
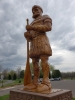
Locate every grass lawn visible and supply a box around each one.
[0,94,9,100]
[0,78,24,88]
[0,80,7,84]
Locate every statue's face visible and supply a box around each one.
[32,8,42,18]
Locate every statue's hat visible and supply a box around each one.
[32,5,43,13]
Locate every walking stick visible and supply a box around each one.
[24,19,32,86]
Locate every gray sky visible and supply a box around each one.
[0,0,75,72]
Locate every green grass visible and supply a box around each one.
[0,79,24,88]
[0,94,9,100]
[0,80,7,84]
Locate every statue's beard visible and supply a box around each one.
[32,13,40,18]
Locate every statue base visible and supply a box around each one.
[9,89,72,100]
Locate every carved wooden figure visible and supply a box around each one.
[24,5,52,93]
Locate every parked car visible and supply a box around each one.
[50,78,54,81]
[50,77,61,81]
[39,78,43,82]
[54,77,61,81]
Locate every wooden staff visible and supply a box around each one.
[24,19,32,86]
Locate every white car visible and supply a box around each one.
[39,78,43,82]
[54,77,61,81]
[50,78,54,81]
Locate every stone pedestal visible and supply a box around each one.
[9,89,72,100]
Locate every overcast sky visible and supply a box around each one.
[0,0,75,72]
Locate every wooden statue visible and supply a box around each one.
[24,5,52,93]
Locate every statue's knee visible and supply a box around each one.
[41,58,48,66]
[40,56,48,62]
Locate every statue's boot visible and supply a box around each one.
[23,82,37,91]
[36,78,51,93]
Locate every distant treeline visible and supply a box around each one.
[61,72,75,79]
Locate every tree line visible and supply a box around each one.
[61,72,75,79]
[0,64,75,80]
[0,65,24,80]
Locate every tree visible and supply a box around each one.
[61,72,75,79]
[10,70,15,80]
[48,64,55,78]
[13,73,17,80]
[8,74,11,80]
[52,70,61,78]
[49,64,55,71]
[20,70,24,78]
[16,67,21,79]
[2,68,10,79]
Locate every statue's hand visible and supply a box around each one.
[26,25,33,31]
[24,32,30,38]
[24,32,32,40]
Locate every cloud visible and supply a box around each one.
[0,0,75,72]
[49,56,64,65]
